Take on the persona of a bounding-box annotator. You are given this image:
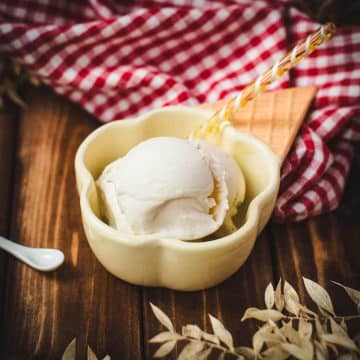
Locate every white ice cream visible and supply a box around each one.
[97,137,245,240]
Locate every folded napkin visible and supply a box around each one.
[0,0,359,222]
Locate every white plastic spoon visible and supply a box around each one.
[0,236,64,271]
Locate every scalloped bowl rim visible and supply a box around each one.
[75,105,280,252]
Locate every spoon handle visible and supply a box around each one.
[0,236,30,263]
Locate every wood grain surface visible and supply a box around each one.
[0,85,359,359]
[0,105,18,346]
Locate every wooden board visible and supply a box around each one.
[0,85,358,359]
[0,89,142,359]
[203,87,317,161]
[0,106,18,345]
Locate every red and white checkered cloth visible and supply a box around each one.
[0,0,359,222]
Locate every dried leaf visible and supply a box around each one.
[280,343,311,360]
[328,342,339,356]
[265,282,275,309]
[330,318,347,337]
[298,319,312,339]
[267,319,278,329]
[209,314,234,351]
[62,338,76,360]
[252,324,272,354]
[177,341,204,360]
[299,304,317,317]
[150,303,174,332]
[283,282,301,315]
[286,298,301,316]
[284,281,300,303]
[6,87,26,107]
[315,319,325,337]
[261,345,289,360]
[153,340,177,358]
[272,323,287,342]
[235,346,256,359]
[201,331,220,345]
[261,332,285,346]
[242,307,284,322]
[182,324,202,339]
[12,62,21,75]
[280,321,302,346]
[303,277,335,315]
[314,340,328,360]
[333,282,360,309]
[87,345,98,360]
[252,330,265,354]
[275,279,285,311]
[28,74,41,86]
[299,338,314,359]
[197,347,212,360]
[149,331,182,343]
[321,334,359,352]
[340,318,348,333]
[252,322,282,347]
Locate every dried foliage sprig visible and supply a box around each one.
[60,278,359,359]
[0,54,40,110]
[61,339,110,360]
[149,278,360,359]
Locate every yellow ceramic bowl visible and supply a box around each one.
[75,106,280,291]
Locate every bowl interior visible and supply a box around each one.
[80,107,278,238]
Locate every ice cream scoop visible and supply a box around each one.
[97,136,245,241]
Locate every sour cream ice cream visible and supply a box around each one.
[97,137,245,241]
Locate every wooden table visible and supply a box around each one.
[1,2,360,356]
[0,84,359,359]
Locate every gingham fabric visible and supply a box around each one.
[0,0,359,222]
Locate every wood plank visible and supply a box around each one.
[143,229,276,358]
[0,106,17,232]
[0,105,18,349]
[1,86,142,359]
[270,163,360,315]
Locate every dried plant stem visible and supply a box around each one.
[183,337,241,358]
[336,315,360,320]
[0,54,40,110]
